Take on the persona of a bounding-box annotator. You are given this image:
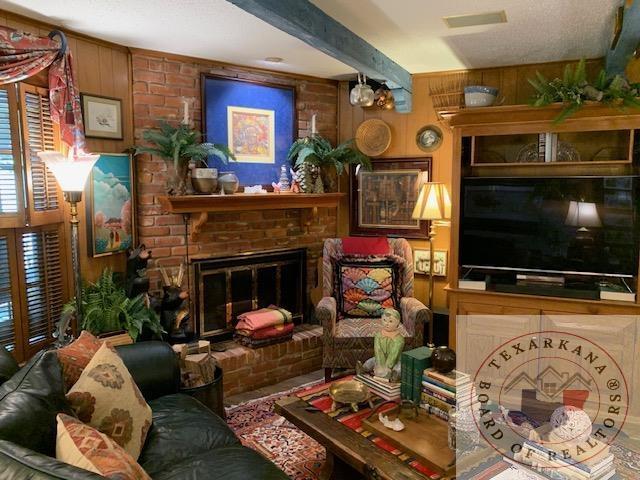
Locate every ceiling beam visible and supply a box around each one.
[606,0,640,76]
[226,0,413,112]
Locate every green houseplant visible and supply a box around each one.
[135,121,235,195]
[529,59,640,122]
[287,134,371,192]
[62,269,164,341]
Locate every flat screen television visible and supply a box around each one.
[460,176,640,277]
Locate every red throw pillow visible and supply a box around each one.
[56,331,103,390]
[342,237,390,256]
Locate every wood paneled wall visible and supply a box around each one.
[337,59,603,313]
[0,10,134,282]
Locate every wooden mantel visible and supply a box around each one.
[158,192,345,241]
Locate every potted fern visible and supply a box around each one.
[529,59,640,123]
[287,134,371,192]
[63,269,164,342]
[135,121,235,195]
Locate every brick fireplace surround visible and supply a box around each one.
[131,51,338,395]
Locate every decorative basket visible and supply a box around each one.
[355,119,392,157]
[428,72,472,112]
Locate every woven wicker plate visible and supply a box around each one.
[355,119,391,156]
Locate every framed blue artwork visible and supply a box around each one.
[85,153,135,257]
[202,74,296,186]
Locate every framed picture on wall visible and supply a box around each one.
[201,74,295,186]
[414,249,448,276]
[85,153,135,257]
[80,93,123,139]
[350,157,431,238]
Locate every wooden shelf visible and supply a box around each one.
[158,192,345,241]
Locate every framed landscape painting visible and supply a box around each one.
[202,74,295,186]
[86,153,135,257]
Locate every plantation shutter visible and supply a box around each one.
[18,83,63,226]
[0,231,21,360]
[17,225,68,356]
[0,85,25,228]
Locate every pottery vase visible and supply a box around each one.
[191,167,218,194]
[218,171,239,194]
[432,346,456,373]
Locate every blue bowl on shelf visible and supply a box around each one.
[464,85,498,107]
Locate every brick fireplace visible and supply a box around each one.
[131,52,337,394]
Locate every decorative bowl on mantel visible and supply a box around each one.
[192,167,218,194]
[218,171,239,194]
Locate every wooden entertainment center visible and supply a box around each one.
[444,105,640,426]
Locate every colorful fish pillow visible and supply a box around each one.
[335,260,400,317]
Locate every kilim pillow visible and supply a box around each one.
[56,413,151,480]
[66,342,152,460]
[56,331,104,390]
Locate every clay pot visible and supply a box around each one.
[191,167,218,194]
[432,346,456,373]
[218,171,239,194]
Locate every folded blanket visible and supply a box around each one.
[234,333,293,349]
[235,305,292,332]
[235,322,295,340]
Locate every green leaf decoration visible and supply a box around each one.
[528,59,640,122]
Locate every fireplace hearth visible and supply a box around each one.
[192,248,307,340]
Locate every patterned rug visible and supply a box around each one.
[225,382,325,480]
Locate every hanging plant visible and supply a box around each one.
[287,134,371,192]
[528,59,640,123]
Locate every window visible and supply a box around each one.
[0,83,68,362]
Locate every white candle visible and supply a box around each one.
[182,99,189,125]
[311,114,317,135]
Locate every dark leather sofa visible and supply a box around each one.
[0,342,288,480]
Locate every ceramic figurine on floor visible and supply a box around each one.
[126,244,151,299]
[159,264,191,344]
[357,308,404,382]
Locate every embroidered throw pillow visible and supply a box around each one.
[56,414,151,480]
[66,342,152,460]
[335,260,399,317]
[56,331,104,390]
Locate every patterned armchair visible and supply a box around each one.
[317,238,429,381]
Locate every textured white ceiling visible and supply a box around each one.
[0,0,622,77]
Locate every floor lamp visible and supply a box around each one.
[411,182,451,344]
[37,149,100,345]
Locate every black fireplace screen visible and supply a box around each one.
[193,248,307,339]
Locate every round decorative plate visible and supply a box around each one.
[557,142,580,162]
[516,143,539,163]
[355,119,392,156]
[416,124,443,152]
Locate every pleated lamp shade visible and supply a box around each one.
[412,182,452,221]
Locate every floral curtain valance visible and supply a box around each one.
[0,27,84,149]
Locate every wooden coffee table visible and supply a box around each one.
[275,396,452,480]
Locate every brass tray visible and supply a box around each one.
[329,380,373,412]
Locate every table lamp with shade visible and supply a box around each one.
[37,149,100,345]
[411,182,451,343]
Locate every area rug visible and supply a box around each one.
[225,381,325,480]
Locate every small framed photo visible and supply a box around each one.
[81,93,123,139]
[414,249,447,276]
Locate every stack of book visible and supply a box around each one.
[400,346,434,403]
[420,368,472,421]
[355,373,401,401]
[514,425,616,480]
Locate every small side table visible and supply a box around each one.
[180,365,225,419]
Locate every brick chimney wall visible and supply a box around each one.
[130,52,339,295]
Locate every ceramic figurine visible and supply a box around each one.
[357,308,404,382]
[276,164,291,191]
[126,244,151,299]
[159,264,191,344]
